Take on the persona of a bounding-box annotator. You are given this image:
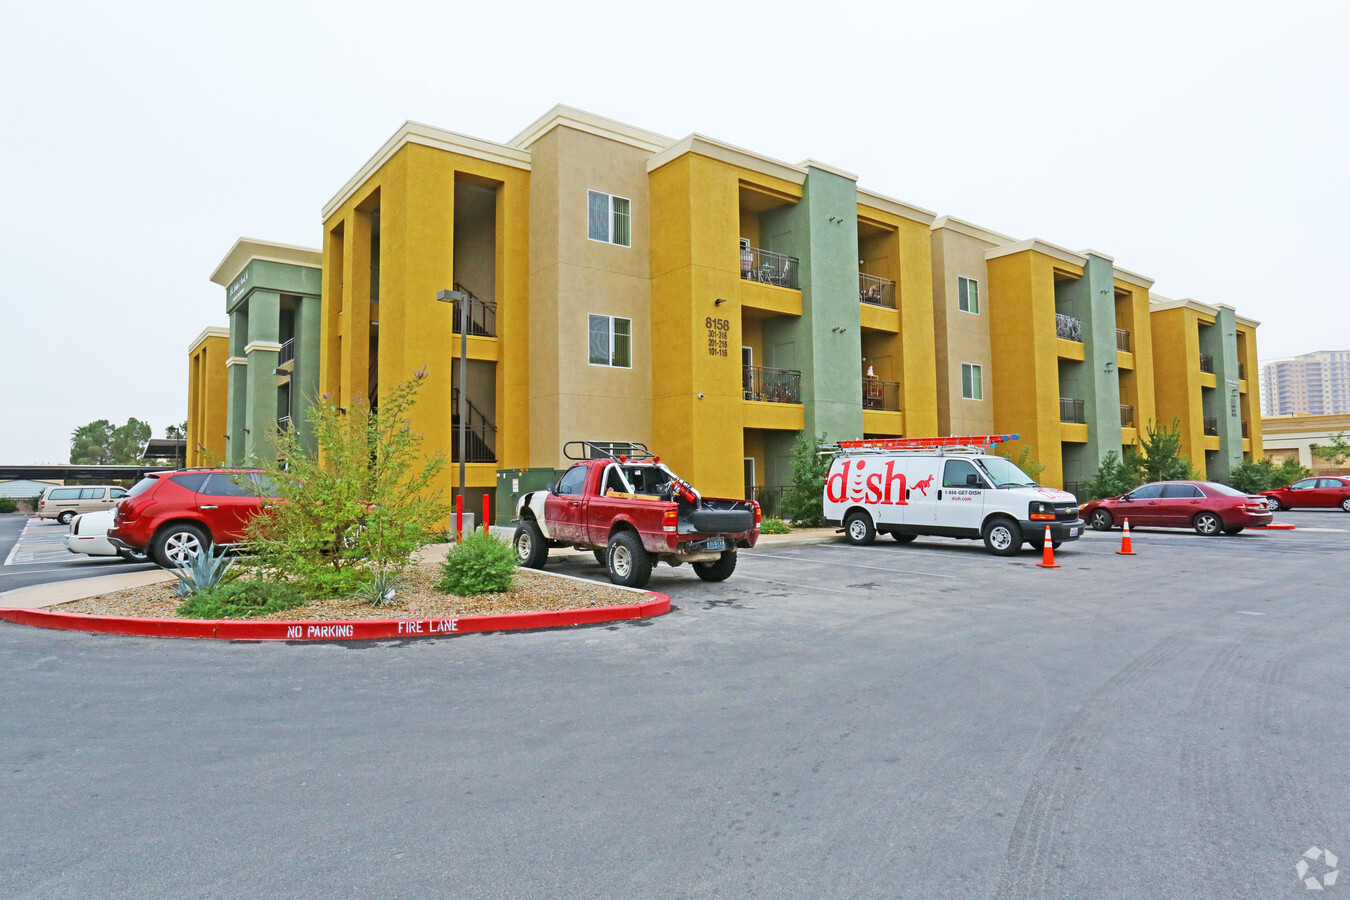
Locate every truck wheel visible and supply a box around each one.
[982,517,1021,556]
[513,519,548,568]
[606,531,652,588]
[843,510,876,545]
[592,549,607,566]
[693,551,737,582]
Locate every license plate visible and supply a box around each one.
[705,538,726,551]
[1069,528,1079,537]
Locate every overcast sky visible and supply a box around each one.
[1,0,1345,463]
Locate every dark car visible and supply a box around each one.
[1080,480,1272,536]
[1261,476,1350,512]
[107,468,271,567]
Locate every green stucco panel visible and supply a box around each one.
[1211,306,1244,481]
[759,167,863,442]
[1054,254,1121,485]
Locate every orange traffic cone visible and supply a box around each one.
[1116,518,1137,556]
[1036,525,1061,568]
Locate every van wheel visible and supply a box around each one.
[982,517,1021,556]
[513,518,548,568]
[607,531,652,588]
[693,551,737,582]
[152,524,210,568]
[57,511,75,525]
[844,511,876,545]
[892,532,917,543]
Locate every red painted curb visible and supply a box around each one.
[0,594,671,642]
[1250,523,1296,530]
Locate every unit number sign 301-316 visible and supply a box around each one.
[706,316,729,357]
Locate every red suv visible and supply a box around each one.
[108,468,271,567]
[1080,480,1272,535]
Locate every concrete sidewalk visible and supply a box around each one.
[0,528,840,611]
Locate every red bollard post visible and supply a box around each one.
[482,493,490,535]
[455,494,463,542]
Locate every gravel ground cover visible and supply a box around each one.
[52,556,644,621]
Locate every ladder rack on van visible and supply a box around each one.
[825,434,1021,457]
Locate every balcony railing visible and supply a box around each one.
[450,388,497,463]
[1120,404,1134,428]
[1060,397,1086,424]
[739,244,799,290]
[277,415,292,432]
[1199,353,1215,374]
[1238,361,1247,380]
[1116,329,1131,353]
[451,283,497,337]
[278,338,295,366]
[1203,416,1219,436]
[862,376,901,411]
[743,365,802,404]
[858,273,896,308]
[1056,313,1083,342]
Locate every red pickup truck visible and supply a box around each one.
[513,442,760,588]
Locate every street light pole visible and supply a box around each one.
[436,290,469,515]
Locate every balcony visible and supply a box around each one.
[1242,420,1250,438]
[862,376,901,411]
[278,338,295,367]
[1120,404,1134,428]
[858,273,896,308]
[1203,416,1219,436]
[1056,313,1083,342]
[277,415,292,432]
[1199,353,1215,374]
[1238,361,1247,380]
[743,365,802,404]
[739,244,799,290]
[1060,397,1085,424]
[1116,329,1131,353]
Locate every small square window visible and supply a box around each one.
[587,190,631,247]
[958,276,980,314]
[961,363,983,400]
[588,314,633,368]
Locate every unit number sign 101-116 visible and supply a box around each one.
[706,316,729,357]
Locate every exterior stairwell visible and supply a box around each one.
[451,389,496,463]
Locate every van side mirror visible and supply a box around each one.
[966,474,980,487]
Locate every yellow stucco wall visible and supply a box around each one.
[987,250,1075,488]
[319,142,530,494]
[187,333,229,467]
[1237,322,1263,459]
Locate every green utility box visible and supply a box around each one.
[495,468,564,527]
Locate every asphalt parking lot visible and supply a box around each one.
[0,516,155,593]
[2,511,1348,898]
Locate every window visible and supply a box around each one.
[110,488,126,498]
[961,363,983,400]
[943,459,983,488]
[1125,484,1164,500]
[1318,478,1345,489]
[1161,484,1203,499]
[48,488,80,500]
[588,314,632,368]
[555,465,588,496]
[958,276,980,314]
[587,191,631,246]
[1291,479,1317,490]
[170,473,209,491]
[201,473,259,498]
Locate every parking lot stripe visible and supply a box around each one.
[750,550,958,579]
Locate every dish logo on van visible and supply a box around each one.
[825,460,909,505]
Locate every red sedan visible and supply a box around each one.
[1261,476,1350,512]
[1080,480,1272,536]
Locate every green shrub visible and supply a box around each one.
[1083,451,1143,501]
[354,570,400,606]
[0,497,18,514]
[437,531,516,596]
[759,517,791,534]
[177,580,307,619]
[1227,457,1313,493]
[781,431,832,527]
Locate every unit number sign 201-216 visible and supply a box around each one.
[706,317,729,357]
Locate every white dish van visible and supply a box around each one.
[821,435,1084,556]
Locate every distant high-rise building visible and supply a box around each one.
[1262,351,1350,416]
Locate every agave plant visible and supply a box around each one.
[354,569,400,607]
[171,549,235,599]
